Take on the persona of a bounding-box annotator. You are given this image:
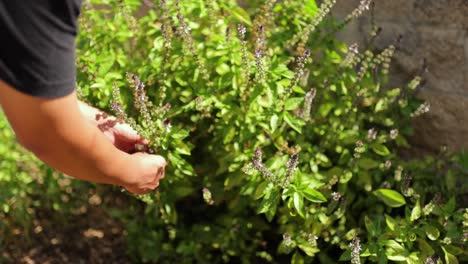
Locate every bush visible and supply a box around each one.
[1,0,466,263]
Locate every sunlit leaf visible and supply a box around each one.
[302,188,326,203]
[293,192,305,218]
[373,189,406,208]
[371,144,391,156]
[410,200,421,222]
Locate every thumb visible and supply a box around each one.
[134,152,167,168]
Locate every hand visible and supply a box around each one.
[78,101,149,153]
[123,152,166,194]
[96,113,148,153]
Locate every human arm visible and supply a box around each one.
[0,80,165,194]
[78,101,149,153]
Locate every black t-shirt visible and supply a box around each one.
[0,0,83,98]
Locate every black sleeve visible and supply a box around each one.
[0,0,83,98]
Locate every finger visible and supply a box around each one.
[117,123,148,143]
[140,138,150,145]
[151,167,164,187]
[152,155,167,167]
[158,167,166,180]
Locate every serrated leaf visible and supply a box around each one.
[372,144,391,156]
[373,189,406,208]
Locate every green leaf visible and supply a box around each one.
[373,189,406,208]
[444,245,464,256]
[270,114,279,133]
[253,181,270,200]
[383,240,408,261]
[215,63,230,75]
[98,56,115,75]
[293,192,305,218]
[442,246,459,264]
[375,99,387,112]
[357,158,380,170]
[386,88,401,98]
[304,0,319,16]
[175,142,192,156]
[223,127,236,144]
[285,97,304,111]
[258,187,280,214]
[302,188,327,203]
[417,239,434,256]
[315,153,332,167]
[230,6,252,26]
[291,251,304,264]
[284,112,304,134]
[282,187,295,200]
[424,225,440,241]
[170,129,189,140]
[410,200,421,222]
[371,144,391,156]
[2,204,9,213]
[444,197,456,214]
[385,214,397,231]
[338,250,351,261]
[297,243,320,257]
[364,215,377,236]
[406,252,420,264]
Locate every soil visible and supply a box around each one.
[1,190,133,264]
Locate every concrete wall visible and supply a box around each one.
[333,0,468,152]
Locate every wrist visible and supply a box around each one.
[108,153,140,188]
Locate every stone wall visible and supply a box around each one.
[332,0,468,152]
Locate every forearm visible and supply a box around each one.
[33,115,133,186]
[78,100,108,126]
[0,81,135,186]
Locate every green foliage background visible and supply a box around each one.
[1,0,467,263]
